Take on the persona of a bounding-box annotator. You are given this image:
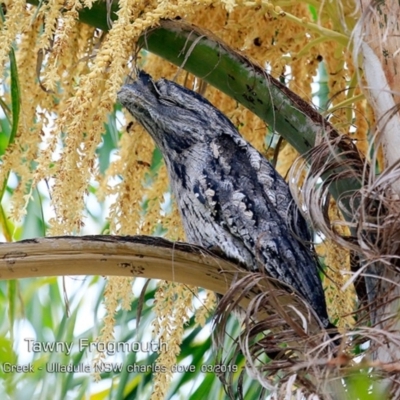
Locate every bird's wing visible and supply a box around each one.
[195,133,329,324]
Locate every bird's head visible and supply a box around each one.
[117,71,235,156]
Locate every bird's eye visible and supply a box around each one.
[159,97,177,106]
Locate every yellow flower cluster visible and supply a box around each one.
[93,276,134,381]
[152,281,197,399]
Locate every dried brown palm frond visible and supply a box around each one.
[213,271,345,398]
[287,125,400,394]
[290,133,366,251]
[290,127,400,283]
[213,270,400,397]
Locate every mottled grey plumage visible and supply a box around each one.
[117,71,332,329]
